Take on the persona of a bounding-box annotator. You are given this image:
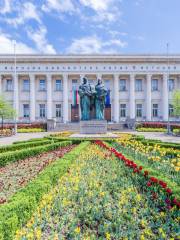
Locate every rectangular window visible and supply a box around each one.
[169,104,174,117]
[169,79,175,91]
[136,104,142,117]
[56,104,61,118]
[6,79,13,91]
[39,104,46,118]
[119,79,126,91]
[120,104,126,117]
[55,80,62,91]
[39,80,46,91]
[88,79,94,85]
[152,104,158,117]
[23,79,30,91]
[72,79,78,90]
[23,104,30,118]
[135,79,142,91]
[152,79,158,91]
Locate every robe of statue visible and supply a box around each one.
[78,78,92,120]
[95,80,107,120]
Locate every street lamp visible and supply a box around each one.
[166,43,171,135]
[12,40,17,134]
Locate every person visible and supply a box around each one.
[78,77,92,120]
[95,79,107,120]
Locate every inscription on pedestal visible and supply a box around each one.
[80,120,107,134]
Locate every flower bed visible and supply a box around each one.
[0,140,72,167]
[0,142,89,240]
[17,128,45,133]
[14,143,179,240]
[0,129,13,137]
[136,122,180,130]
[0,144,76,204]
[136,127,166,132]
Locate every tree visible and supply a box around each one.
[172,90,180,117]
[0,95,16,129]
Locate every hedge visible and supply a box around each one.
[0,141,72,167]
[13,137,48,144]
[0,139,57,154]
[17,128,45,133]
[0,141,89,240]
[136,127,166,132]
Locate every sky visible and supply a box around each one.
[0,0,180,54]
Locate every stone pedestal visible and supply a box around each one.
[47,118,56,131]
[80,120,107,134]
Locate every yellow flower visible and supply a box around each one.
[100,191,105,197]
[140,235,145,240]
[105,232,111,240]
[74,226,81,234]
[35,228,42,240]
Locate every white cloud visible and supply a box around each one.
[2,2,41,27]
[42,0,75,13]
[0,0,11,14]
[66,35,127,54]
[79,0,112,12]
[26,25,56,54]
[0,32,36,54]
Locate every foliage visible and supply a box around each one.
[0,129,13,137]
[17,128,45,133]
[0,145,75,204]
[0,95,16,127]
[0,123,47,130]
[0,141,72,167]
[0,142,89,240]
[137,127,166,132]
[173,128,180,135]
[15,143,179,240]
[136,122,180,130]
[172,90,180,116]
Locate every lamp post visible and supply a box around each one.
[12,40,17,134]
[166,43,171,135]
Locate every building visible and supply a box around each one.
[0,54,180,123]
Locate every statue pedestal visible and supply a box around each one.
[80,120,107,134]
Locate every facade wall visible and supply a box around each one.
[0,54,180,123]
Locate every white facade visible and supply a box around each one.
[0,54,180,123]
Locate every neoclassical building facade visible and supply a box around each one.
[0,54,180,123]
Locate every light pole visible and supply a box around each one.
[166,43,171,134]
[12,40,17,134]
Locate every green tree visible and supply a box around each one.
[172,90,180,117]
[0,95,16,129]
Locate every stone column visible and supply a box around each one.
[30,74,36,122]
[114,74,120,122]
[47,74,52,119]
[146,74,152,121]
[13,73,19,119]
[162,74,168,121]
[63,74,68,123]
[129,74,135,119]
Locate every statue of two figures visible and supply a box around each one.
[78,77,108,121]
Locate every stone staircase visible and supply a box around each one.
[51,122,125,132]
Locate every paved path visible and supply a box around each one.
[122,131,180,144]
[0,131,179,146]
[0,132,50,146]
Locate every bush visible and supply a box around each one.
[136,122,180,130]
[136,127,166,132]
[0,141,89,240]
[0,141,72,167]
[0,123,47,130]
[0,129,13,137]
[17,128,45,133]
[173,129,180,135]
[0,139,56,154]
[13,137,48,144]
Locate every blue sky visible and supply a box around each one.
[0,0,180,54]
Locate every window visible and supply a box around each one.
[56,104,61,118]
[135,79,142,91]
[23,104,29,118]
[136,104,142,117]
[169,104,174,117]
[72,79,78,90]
[119,79,126,91]
[152,79,158,91]
[88,79,94,85]
[23,79,30,91]
[120,104,126,117]
[39,104,46,118]
[6,79,13,91]
[152,104,158,117]
[55,80,62,91]
[169,79,175,91]
[39,80,46,91]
